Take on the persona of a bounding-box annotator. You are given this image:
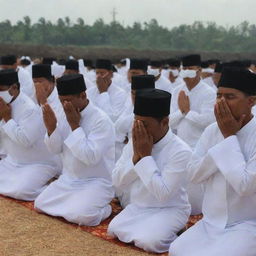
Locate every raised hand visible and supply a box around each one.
[34,81,48,105]
[214,98,246,138]
[0,97,12,122]
[42,103,57,136]
[63,101,81,131]
[132,120,153,164]
[178,90,190,114]
[96,72,111,93]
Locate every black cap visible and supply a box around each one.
[130,59,148,71]
[95,59,112,70]
[0,69,19,86]
[218,67,256,95]
[182,54,201,67]
[131,75,155,90]
[83,59,93,67]
[134,89,171,117]
[20,59,31,66]
[65,60,79,71]
[150,60,162,68]
[167,59,181,68]
[214,62,224,73]
[42,57,56,65]
[0,55,17,65]
[201,61,210,68]
[32,64,52,78]
[56,74,86,96]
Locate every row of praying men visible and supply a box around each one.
[0,53,256,256]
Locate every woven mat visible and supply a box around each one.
[1,195,202,255]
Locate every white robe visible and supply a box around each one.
[0,92,60,201]
[170,81,216,214]
[114,96,134,162]
[87,82,127,122]
[155,75,172,94]
[34,102,115,226]
[202,76,217,91]
[17,67,35,99]
[108,130,191,253]
[170,118,256,256]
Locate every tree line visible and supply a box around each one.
[0,16,256,53]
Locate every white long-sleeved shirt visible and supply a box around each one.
[45,102,115,181]
[202,76,217,91]
[170,81,216,148]
[87,82,127,122]
[0,92,58,166]
[113,129,192,208]
[187,118,256,230]
[155,75,172,94]
[17,67,35,99]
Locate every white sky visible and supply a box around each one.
[0,0,255,28]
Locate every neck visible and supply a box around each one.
[241,113,254,128]
[185,77,200,91]
[79,99,89,112]
[154,127,169,144]
[10,91,20,104]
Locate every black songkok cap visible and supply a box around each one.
[83,59,93,67]
[42,57,56,65]
[65,60,79,71]
[131,75,155,90]
[130,59,148,71]
[20,59,31,66]
[32,64,52,78]
[218,67,256,95]
[95,59,112,70]
[0,69,19,86]
[167,59,181,67]
[0,55,17,65]
[150,60,163,68]
[56,74,86,96]
[208,59,220,65]
[120,59,126,65]
[182,54,201,67]
[134,89,171,117]
[214,62,224,73]
[201,61,210,68]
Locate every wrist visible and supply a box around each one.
[3,116,11,122]
[70,123,80,131]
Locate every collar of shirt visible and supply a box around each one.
[236,116,256,141]
[184,80,203,95]
[152,128,173,153]
[79,101,94,120]
[10,92,22,108]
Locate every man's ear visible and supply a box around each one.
[161,117,169,127]
[248,96,256,107]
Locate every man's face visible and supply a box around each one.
[59,92,86,111]
[134,115,168,143]
[33,77,52,94]
[216,87,255,120]
[128,69,146,83]
[182,65,201,82]
[96,69,113,80]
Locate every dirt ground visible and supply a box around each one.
[0,197,157,256]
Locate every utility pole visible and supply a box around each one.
[111,8,118,23]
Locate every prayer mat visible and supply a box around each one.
[0,195,202,255]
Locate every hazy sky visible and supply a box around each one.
[0,0,255,28]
